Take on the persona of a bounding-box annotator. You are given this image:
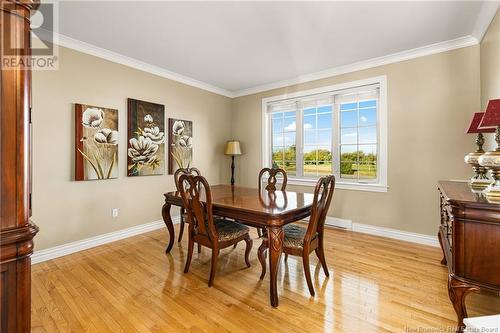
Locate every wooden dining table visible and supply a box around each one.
[162,184,314,307]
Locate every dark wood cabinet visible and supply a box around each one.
[1,1,39,332]
[438,181,500,333]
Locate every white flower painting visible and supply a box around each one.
[168,118,193,174]
[75,104,119,181]
[127,98,165,176]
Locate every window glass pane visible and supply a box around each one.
[272,147,284,162]
[272,134,283,147]
[284,132,296,146]
[340,145,357,161]
[358,162,377,180]
[304,161,317,177]
[304,146,318,161]
[284,111,296,118]
[304,130,315,145]
[359,100,376,108]
[341,128,357,145]
[272,112,283,119]
[359,144,377,156]
[280,161,296,176]
[317,146,332,162]
[283,145,296,161]
[359,108,376,126]
[303,115,316,130]
[272,119,283,132]
[317,130,332,145]
[341,102,357,111]
[283,118,296,132]
[341,110,357,127]
[317,161,333,175]
[318,113,332,129]
[358,126,377,144]
[304,108,316,116]
[318,105,332,113]
[340,161,358,179]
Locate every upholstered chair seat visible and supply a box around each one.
[212,218,250,242]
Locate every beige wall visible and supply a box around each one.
[481,9,500,110]
[32,46,233,250]
[231,46,481,236]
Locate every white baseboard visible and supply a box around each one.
[324,216,353,229]
[31,216,180,265]
[32,214,439,265]
[324,216,438,247]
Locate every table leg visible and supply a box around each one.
[448,275,479,332]
[162,202,175,253]
[267,225,284,307]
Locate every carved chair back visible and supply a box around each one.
[177,174,217,243]
[174,167,201,191]
[304,175,336,243]
[258,167,288,191]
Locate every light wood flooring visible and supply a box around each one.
[31,224,500,333]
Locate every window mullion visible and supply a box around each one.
[296,103,304,177]
[333,102,340,179]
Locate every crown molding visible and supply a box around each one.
[471,1,500,42]
[231,35,479,97]
[38,30,481,99]
[37,30,234,98]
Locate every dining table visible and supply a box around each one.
[162,184,314,307]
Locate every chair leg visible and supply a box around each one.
[257,228,262,238]
[178,219,185,242]
[197,243,202,253]
[208,248,219,287]
[184,238,194,273]
[302,253,315,296]
[284,253,288,262]
[257,241,267,280]
[315,246,329,277]
[244,236,253,268]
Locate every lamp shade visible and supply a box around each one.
[466,112,496,133]
[479,99,500,127]
[225,140,242,155]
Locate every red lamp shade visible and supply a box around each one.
[466,112,496,133]
[479,99,500,128]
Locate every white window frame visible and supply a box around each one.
[261,75,388,193]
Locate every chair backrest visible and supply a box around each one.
[258,167,288,191]
[174,167,201,191]
[304,175,336,243]
[177,174,217,242]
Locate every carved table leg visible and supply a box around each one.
[438,231,447,265]
[162,202,175,253]
[448,275,479,333]
[267,225,284,307]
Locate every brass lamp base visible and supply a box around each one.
[465,151,491,189]
[478,150,500,202]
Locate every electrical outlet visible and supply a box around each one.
[112,208,119,218]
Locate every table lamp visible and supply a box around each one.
[478,99,500,200]
[464,112,495,189]
[225,140,242,186]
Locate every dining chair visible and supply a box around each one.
[257,167,288,237]
[178,174,253,287]
[257,175,335,296]
[174,167,201,243]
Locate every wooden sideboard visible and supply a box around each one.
[438,181,500,332]
[1,1,39,332]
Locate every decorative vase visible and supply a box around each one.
[464,133,491,189]
[479,128,500,202]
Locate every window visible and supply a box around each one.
[262,76,387,192]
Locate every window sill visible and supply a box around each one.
[286,177,388,193]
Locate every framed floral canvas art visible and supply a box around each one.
[75,103,119,181]
[168,118,193,174]
[127,98,165,176]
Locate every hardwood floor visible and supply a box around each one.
[31,225,500,333]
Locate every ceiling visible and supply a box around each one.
[52,1,499,97]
